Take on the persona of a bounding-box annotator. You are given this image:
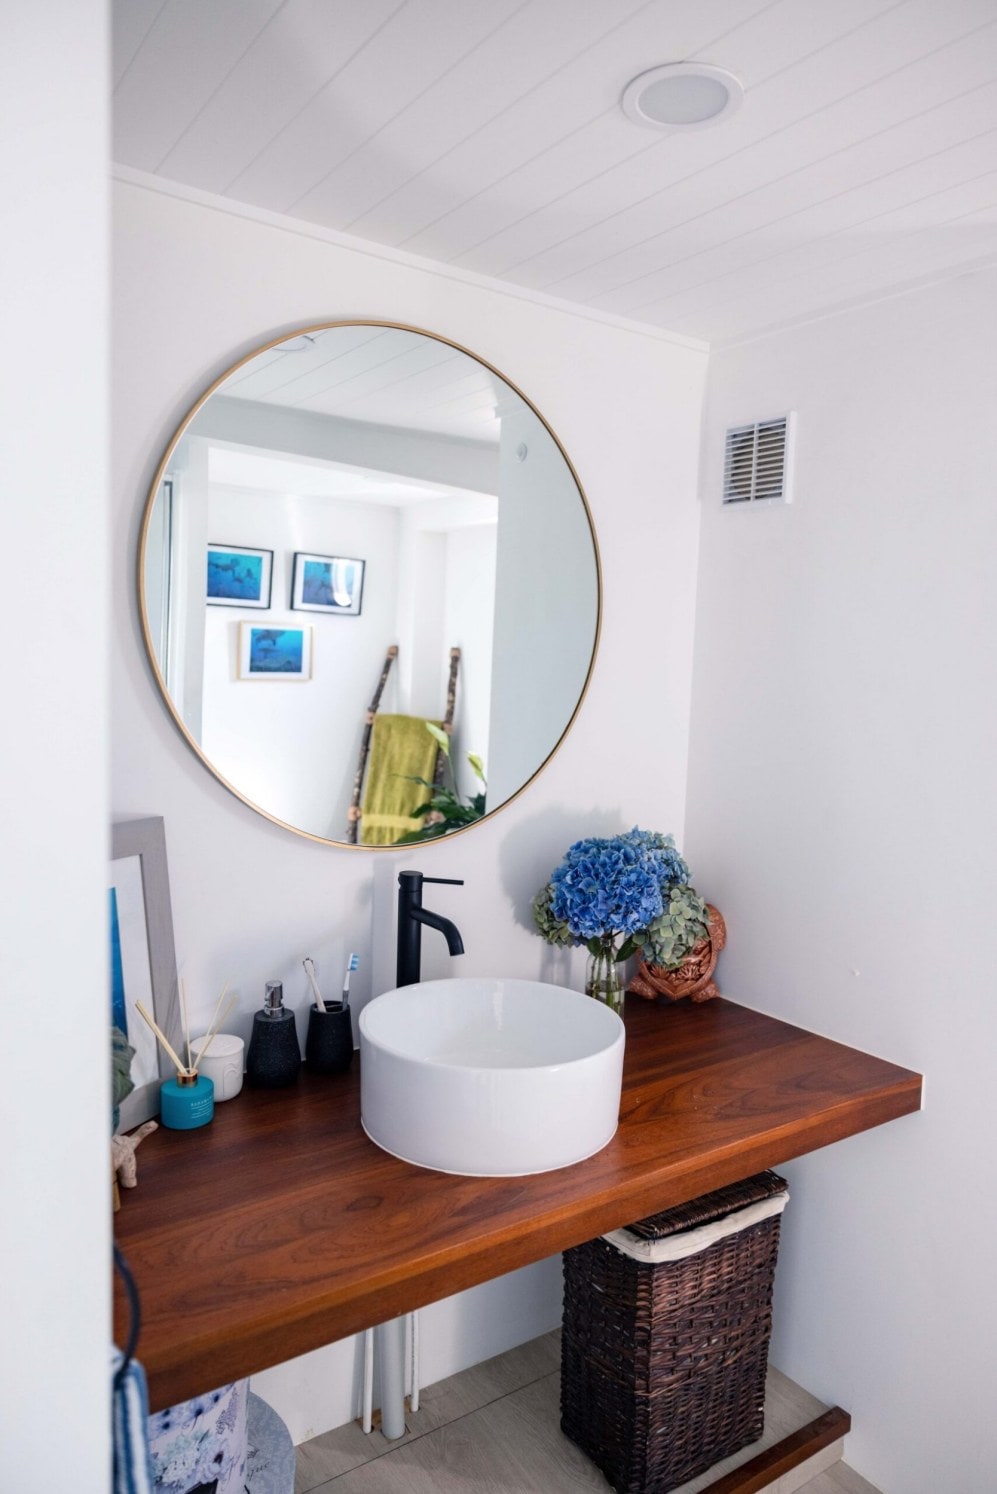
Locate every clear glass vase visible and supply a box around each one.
[585,939,626,1014]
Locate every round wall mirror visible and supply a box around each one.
[139,321,601,848]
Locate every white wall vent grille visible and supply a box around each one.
[723,413,795,504]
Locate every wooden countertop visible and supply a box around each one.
[113,996,921,1411]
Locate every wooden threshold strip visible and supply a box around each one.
[699,1407,852,1494]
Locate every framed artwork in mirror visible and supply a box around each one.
[291,551,365,616]
[238,623,313,680]
[207,543,273,608]
[110,817,182,1130]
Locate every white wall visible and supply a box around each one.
[488,400,599,808]
[686,268,997,1494]
[395,524,447,722]
[201,484,401,840]
[0,4,110,1490]
[112,179,708,1440]
[444,523,497,803]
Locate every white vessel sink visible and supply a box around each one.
[359,978,625,1177]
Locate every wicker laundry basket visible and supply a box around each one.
[561,1171,789,1494]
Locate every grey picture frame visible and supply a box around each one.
[111,816,182,1130]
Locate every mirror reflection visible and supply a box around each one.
[140,322,600,847]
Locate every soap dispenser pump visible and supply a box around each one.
[247,980,301,1088]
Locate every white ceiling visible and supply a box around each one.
[112,0,997,345]
[221,324,506,441]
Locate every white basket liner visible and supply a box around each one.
[602,1189,789,1265]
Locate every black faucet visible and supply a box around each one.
[396,870,464,987]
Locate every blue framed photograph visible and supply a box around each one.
[239,623,313,680]
[291,551,365,616]
[207,543,273,608]
[110,817,182,1130]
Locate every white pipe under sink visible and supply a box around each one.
[373,1315,408,1440]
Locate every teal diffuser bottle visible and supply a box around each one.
[160,1071,214,1130]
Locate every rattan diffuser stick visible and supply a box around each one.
[192,993,236,1073]
[137,982,235,1081]
[135,1001,189,1076]
[180,976,193,1073]
[192,981,231,1070]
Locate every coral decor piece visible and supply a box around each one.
[628,905,727,1003]
[112,1121,158,1191]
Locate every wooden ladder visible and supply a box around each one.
[346,646,461,844]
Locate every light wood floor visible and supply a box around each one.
[295,1332,881,1494]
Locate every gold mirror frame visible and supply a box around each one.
[138,320,602,849]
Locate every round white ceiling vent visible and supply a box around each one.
[621,63,743,130]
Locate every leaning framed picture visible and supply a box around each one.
[291,551,365,616]
[207,543,273,608]
[110,817,182,1129]
[238,622,313,680]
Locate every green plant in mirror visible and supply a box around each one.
[395,722,487,842]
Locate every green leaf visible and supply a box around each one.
[425,722,451,755]
[111,1026,135,1107]
[467,752,486,782]
[395,823,445,843]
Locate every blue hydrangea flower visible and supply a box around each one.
[549,833,664,941]
[619,827,689,889]
[533,827,702,964]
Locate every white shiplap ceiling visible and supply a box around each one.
[221,324,507,441]
[112,0,997,345]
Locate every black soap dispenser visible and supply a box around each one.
[247,980,301,1088]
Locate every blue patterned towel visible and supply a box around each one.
[148,1379,248,1493]
[112,1348,154,1494]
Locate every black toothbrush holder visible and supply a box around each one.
[247,980,301,1088]
[305,1003,354,1074]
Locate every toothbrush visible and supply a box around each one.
[341,953,359,1011]
[302,957,325,1012]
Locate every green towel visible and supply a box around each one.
[360,715,442,846]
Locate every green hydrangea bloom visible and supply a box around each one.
[642,885,709,969]
[531,883,578,947]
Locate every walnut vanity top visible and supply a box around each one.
[112,996,921,1411]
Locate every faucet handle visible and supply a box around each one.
[423,876,463,886]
